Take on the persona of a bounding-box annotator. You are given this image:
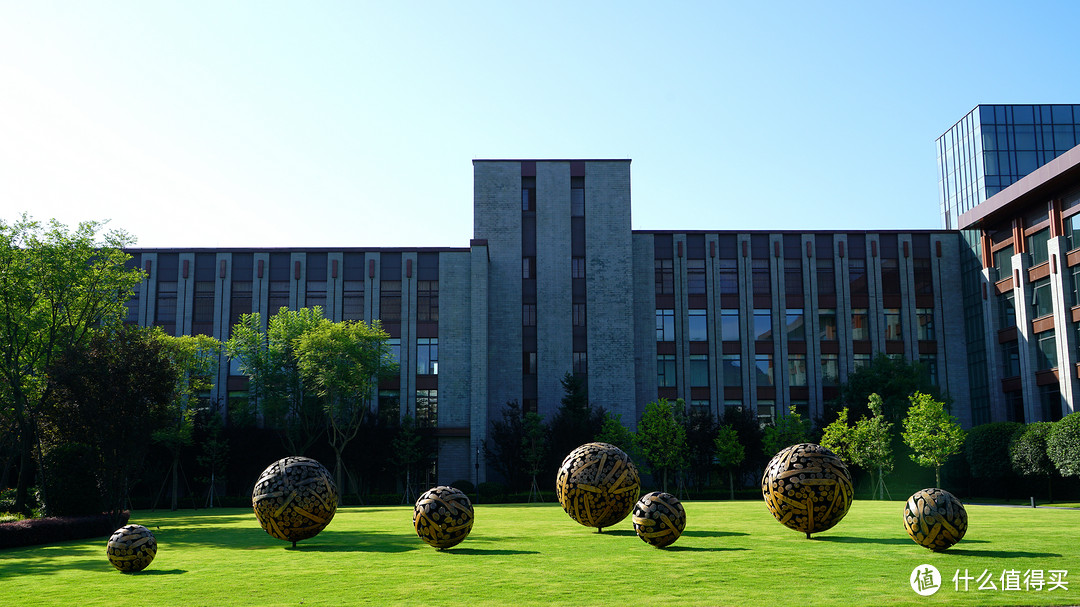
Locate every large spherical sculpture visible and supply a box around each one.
[556,442,641,531]
[904,488,967,551]
[106,524,157,572]
[761,443,853,538]
[413,485,474,550]
[252,456,338,546]
[632,491,686,548]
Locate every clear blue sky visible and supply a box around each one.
[3,1,1079,248]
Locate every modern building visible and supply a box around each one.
[939,105,1080,423]
[125,159,971,484]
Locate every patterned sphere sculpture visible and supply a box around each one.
[632,491,686,548]
[904,488,967,551]
[413,485,474,549]
[556,442,641,531]
[106,524,157,572]
[761,443,853,538]
[252,456,338,545]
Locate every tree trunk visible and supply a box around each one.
[662,469,668,494]
[14,422,34,516]
[728,469,735,501]
[934,465,941,488]
[170,455,179,511]
[333,447,345,497]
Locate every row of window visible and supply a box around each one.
[653,308,935,342]
[656,352,939,389]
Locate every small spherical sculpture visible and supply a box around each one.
[106,524,157,572]
[632,491,686,548]
[904,488,967,551]
[252,456,338,546]
[413,485,474,550]
[556,442,641,531]
[761,443,853,538]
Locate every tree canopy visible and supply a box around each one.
[901,392,965,487]
[635,398,687,493]
[1047,412,1080,478]
[837,353,939,424]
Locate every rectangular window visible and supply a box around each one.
[821,354,839,386]
[193,280,215,336]
[524,351,537,375]
[757,401,776,426]
[417,280,439,322]
[522,257,536,279]
[688,309,707,342]
[415,389,438,428]
[571,257,586,279]
[156,281,178,328]
[573,351,588,375]
[571,186,585,217]
[920,354,938,386]
[268,280,290,314]
[721,309,739,341]
[416,338,438,375]
[753,309,772,341]
[1072,265,1080,307]
[573,303,587,327]
[388,338,400,363]
[305,280,327,311]
[656,309,675,341]
[380,280,402,322]
[755,354,774,387]
[998,292,1016,330]
[884,308,902,340]
[913,259,933,295]
[1067,214,1080,252]
[853,353,871,370]
[522,181,535,211]
[1027,228,1050,266]
[849,259,867,294]
[917,308,935,340]
[1036,331,1057,370]
[1001,340,1020,377]
[851,309,869,340]
[687,259,706,295]
[689,354,709,387]
[657,354,676,387]
[722,354,742,386]
[784,260,802,296]
[1031,278,1054,319]
[993,245,1014,280]
[881,259,901,295]
[655,259,674,295]
[752,259,770,296]
[342,280,364,321]
[717,259,737,294]
[786,309,804,341]
[787,353,807,386]
[818,309,837,340]
[378,390,400,425]
[816,258,835,295]
[523,304,536,327]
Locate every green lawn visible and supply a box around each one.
[1,500,1076,606]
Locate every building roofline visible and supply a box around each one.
[125,246,472,253]
[959,143,1080,230]
[631,229,959,236]
[471,158,631,163]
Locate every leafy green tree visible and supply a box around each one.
[486,401,528,491]
[1047,412,1080,478]
[224,307,326,455]
[41,325,177,520]
[721,406,765,479]
[965,422,1024,488]
[713,424,745,500]
[762,406,810,458]
[295,318,396,492]
[0,215,142,514]
[391,414,435,502]
[838,353,940,424]
[901,392,965,487]
[521,412,548,500]
[154,331,221,510]
[819,407,856,465]
[635,398,687,493]
[546,373,605,474]
[684,408,717,489]
[851,394,894,500]
[595,412,635,454]
[1010,422,1056,501]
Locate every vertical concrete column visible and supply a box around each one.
[632,234,658,419]
[1049,237,1079,418]
[253,253,270,329]
[737,234,754,410]
[536,162,572,417]
[470,241,490,484]
[402,251,418,420]
[327,252,344,321]
[141,252,158,328]
[177,252,195,336]
[290,252,306,310]
[1012,252,1041,421]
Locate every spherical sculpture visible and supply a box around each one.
[413,485,474,550]
[904,488,967,551]
[556,442,641,531]
[106,524,157,572]
[252,456,338,545]
[761,443,853,538]
[632,491,686,548]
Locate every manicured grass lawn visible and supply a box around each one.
[1,500,1076,606]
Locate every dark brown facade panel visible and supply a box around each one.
[1036,370,1059,386]
[997,327,1019,344]
[1032,316,1055,334]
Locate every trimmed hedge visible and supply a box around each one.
[0,512,130,550]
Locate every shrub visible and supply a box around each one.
[478,481,507,501]
[0,512,130,549]
[42,443,104,516]
[449,480,476,495]
[966,422,1024,479]
[1048,412,1080,477]
[1011,422,1055,477]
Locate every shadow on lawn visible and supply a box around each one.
[941,548,1062,559]
[664,545,748,553]
[682,530,749,539]
[441,548,540,556]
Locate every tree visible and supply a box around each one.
[391,415,434,502]
[635,398,687,493]
[595,412,635,455]
[154,331,222,510]
[713,424,745,500]
[41,325,176,520]
[901,392,965,487]
[546,373,605,474]
[1047,412,1080,478]
[762,406,809,458]
[965,422,1024,486]
[850,394,894,500]
[0,215,142,514]
[295,317,396,493]
[684,408,717,489]
[521,412,548,500]
[837,353,940,424]
[224,308,326,455]
[819,407,856,465]
[721,406,765,479]
[1010,422,1056,501]
[486,401,528,491]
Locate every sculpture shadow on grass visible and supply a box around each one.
[441,548,540,556]
[663,545,749,553]
[591,529,637,537]
[941,548,1062,559]
[681,530,749,539]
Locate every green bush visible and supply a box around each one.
[965,422,1024,479]
[1011,422,1055,477]
[478,481,507,501]
[449,480,476,494]
[1048,412,1080,477]
[42,443,104,516]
